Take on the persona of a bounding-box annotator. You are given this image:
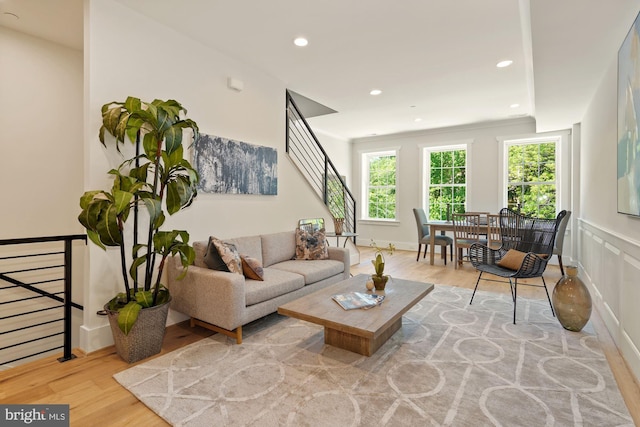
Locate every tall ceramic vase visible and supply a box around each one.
[551,265,592,332]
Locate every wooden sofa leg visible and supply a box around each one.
[190,317,243,344]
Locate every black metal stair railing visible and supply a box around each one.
[0,234,86,365]
[285,91,356,238]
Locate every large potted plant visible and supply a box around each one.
[79,97,199,363]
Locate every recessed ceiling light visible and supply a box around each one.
[496,60,513,68]
[293,37,308,47]
[370,89,382,96]
[510,103,520,108]
[414,118,423,122]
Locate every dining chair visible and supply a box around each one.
[412,208,453,264]
[552,210,572,276]
[487,214,501,249]
[452,213,487,269]
[468,208,567,323]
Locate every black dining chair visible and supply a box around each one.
[468,208,567,323]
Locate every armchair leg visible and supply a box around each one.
[470,272,483,304]
[443,246,447,265]
[423,244,428,258]
[512,279,517,324]
[416,244,422,262]
[542,276,555,317]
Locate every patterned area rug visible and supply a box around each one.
[114,285,633,426]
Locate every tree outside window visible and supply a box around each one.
[425,146,467,220]
[363,151,397,220]
[506,140,557,219]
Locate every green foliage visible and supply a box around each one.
[79,97,199,334]
[367,154,397,219]
[507,142,556,219]
[428,148,466,220]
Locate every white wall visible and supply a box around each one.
[81,0,346,351]
[349,118,539,250]
[580,56,640,381]
[0,27,84,366]
[0,27,83,238]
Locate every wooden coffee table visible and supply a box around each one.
[277,274,434,356]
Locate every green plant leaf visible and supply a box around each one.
[117,301,142,335]
[124,96,141,113]
[135,290,154,308]
[95,204,122,246]
[164,124,183,154]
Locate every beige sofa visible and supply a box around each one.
[167,230,350,343]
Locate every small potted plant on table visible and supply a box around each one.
[370,240,395,290]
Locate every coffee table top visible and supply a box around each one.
[277,274,434,340]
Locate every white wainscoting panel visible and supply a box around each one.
[579,219,640,382]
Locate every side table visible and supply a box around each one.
[325,232,358,247]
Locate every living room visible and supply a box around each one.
[2,0,640,425]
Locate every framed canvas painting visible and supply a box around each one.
[618,10,640,216]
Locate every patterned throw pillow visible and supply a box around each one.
[241,255,264,280]
[210,237,243,275]
[203,237,229,271]
[295,227,329,260]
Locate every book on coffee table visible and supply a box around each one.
[331,292,385,310]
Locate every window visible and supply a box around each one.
[423,145,467,220]
[504,138,557,219]
[362,150,397,220]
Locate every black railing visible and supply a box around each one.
[0,235,86,365]
[285,91,357,238]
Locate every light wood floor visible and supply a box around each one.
[1,247,639,426]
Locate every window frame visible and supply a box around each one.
[420,143,469,220]
[360,148,400,222]
[498,132,569,217]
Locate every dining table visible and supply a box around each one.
[424,216,500,265]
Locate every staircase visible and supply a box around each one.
[285,91,359,263]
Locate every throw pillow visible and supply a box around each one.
[497,249,548,271]
[210,237,243,275]
[295,227,329,260]
[241,255,264,281]
[203,237,229,271]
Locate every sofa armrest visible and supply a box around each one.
[328,246,350,278]
[166,256,246,331]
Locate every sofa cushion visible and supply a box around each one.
[245,268,304,306]
[269,259,344,285]
[192,241,209,269]
[241,255,264,281]
[226,235,263,265]
[261,231,296,267]
[295,228,329,260]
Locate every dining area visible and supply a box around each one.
[413,206,571,323]
[413,207,570,271]
[413,208,502,268]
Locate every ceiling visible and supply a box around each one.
[2,0,639,140]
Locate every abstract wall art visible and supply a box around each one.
[618,10,640,217]
[194,134,277,195]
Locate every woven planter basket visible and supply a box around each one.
[105,297,171,363]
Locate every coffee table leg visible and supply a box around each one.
[324,317,402,356]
